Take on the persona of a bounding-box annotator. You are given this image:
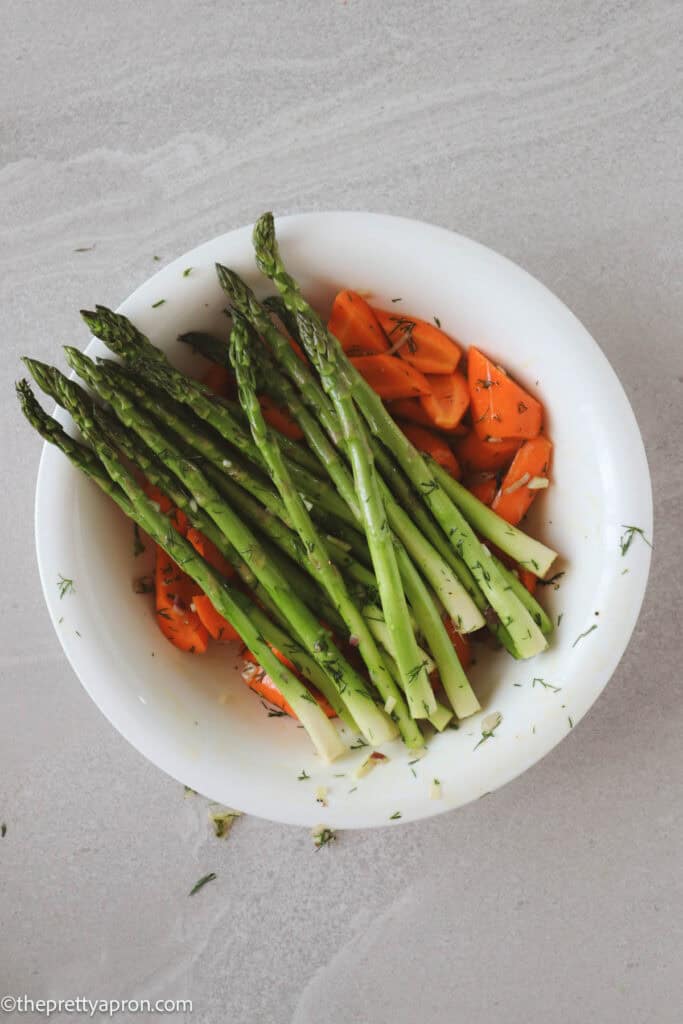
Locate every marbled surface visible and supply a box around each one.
[1,2,682,1021]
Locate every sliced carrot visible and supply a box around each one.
[491,436,553,525]
[242,645,296,674]
[244,670,297,717]
[418,371,469,430]
[154,545,208,653]
[351,354,431,400]
[465,475,497,505]
[241,655,337,719]
[186,526,235,578]
[328,290,389,356]
[374,309,462,374]
[387,397,436,428]
[468,348,543,440]
[193,594,240,642]
[455,432,522,473]
[289,337,308,363]
[399,423,461,479]
[201,363,235,399]
[443,618,471,670]
[258,395,304,440]
[517,568,538,595]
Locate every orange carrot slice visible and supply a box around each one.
[517,568,538,595]
[201,363,234,399]
[328,290,389,356]
[350,354,431,400]
[468,348,543,440]
[455,432,522,473]
[399,423,461,479]
[258,395,304,440]
[491,436,553,525]
[418,371,469,430]
[242,645,296,674]
[465,475,497,505]
[374,309,462,374]
[241,654,337,719]
[193,594,240,642]
[186,526,235,578]
[443,618,471,670]
[387,397,436,428]
[154,546,208,653]
[243,668,297,717]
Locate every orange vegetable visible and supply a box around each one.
[244,670,297,717]
[154,546,208,653]
[399,423,461,479]
[201,363,234,399]
[387,397,435,428]
[517,568,538,595]
[350,354,431,400]
[328,290,389,355]
[465,475,497,505]
[241,654,336,719]
[419,371,469,430]
[289,337,308,363]
[186,527,235,578]
[242,645,296,674]
[491,436,553,525]
[374,309,462,374]
[258,395,304,440]
[455,432,522,473]
[443,618,471,670]
[193,594,240,642]
[468,348,543,440]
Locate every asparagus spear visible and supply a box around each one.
[230,316,424,743]
[430,463,558,579]
[252,212,549,659]
[81,305,322,476]
[17,380,346,762]
[59,349,397,746]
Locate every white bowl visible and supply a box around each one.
[34,213,652,828]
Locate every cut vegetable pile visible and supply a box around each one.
[17,212,559,763]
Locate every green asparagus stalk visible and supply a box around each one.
[252,212,549,659]
[379,649,453,732]
[60,349,397,746]
[430,463,558,578]
[229,316,424,744]
[17,380,346,761]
